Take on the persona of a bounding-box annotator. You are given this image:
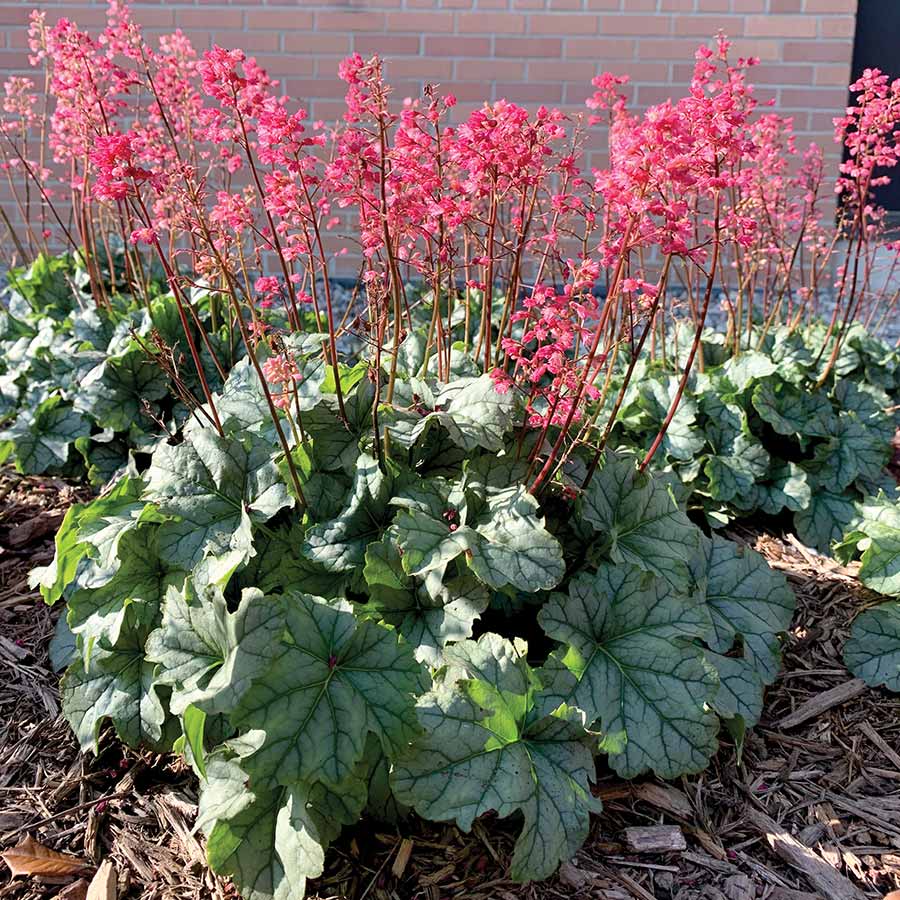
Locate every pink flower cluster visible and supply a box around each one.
[261,352,301,411]
[2,1,899,444]
[835,69,900,212]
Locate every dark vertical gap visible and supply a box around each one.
[846,0,900,212]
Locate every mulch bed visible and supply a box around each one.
[1,465,899,900]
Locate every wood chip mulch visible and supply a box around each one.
[1,465,898,900]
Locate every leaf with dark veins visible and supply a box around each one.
[67,525,181,653]
[701,535,795,686]
[361,534,489,665]
[199,753,367,900]
[844,601,900,692]
[233,592,426,788]
[302,454,396,572]
[537,564,718,779]
[581,452,700,594]
[61,604,169,753]
[392,634,600,882]
[146,581,284,716]
[147,429,292,570]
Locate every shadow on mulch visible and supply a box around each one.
[1,465,898,900]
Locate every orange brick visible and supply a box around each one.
[671,62,696,82]
[459,12,526,33]
[820,16,855,38]
[495,37,563,56]
[357,34,420,55]
[49,8,107,28]
[697,0,731,9]
[177,8,244,29]
[215,31,279,51]
[804,0,855,10]
[780,86,848,108]
[129,8,176,28]
[0,50,31,70]
[315,11,386,32]
[751,87,778,105]
[563,81,597,104]
[598,14,672,35]
[314,57,351,78]
[674,15,745,35]
[630,61,672,80]
[496,82,563,103]
[284,33,351,54]
[546,59,605,81]
[443,82,499,103]
[529,13,599,34]
[728,38,781,61]
[249,54,315,75]
[814,62,851,86]
[770,0,803,11]
[635,37,706,57]
[248,9,313,30]
[456,59,527,80]
[660,0,698,10]
[566,37,636,58]
[425,35,490,56]
[745,15,818,38]
[638,84,679,106]
[311,100,349,122]
[783,40,851,62]
[749,64,815,84]
[386,58,453,80]
[385,11,454,33]
[809,111,840,132]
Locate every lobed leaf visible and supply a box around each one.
[844,601,900,692]
[581,453,700,594]
[392,634,600,882]
[233,592,426,788]
[538,565,718,779]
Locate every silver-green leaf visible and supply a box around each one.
[392,634,600,882]
[538,565,718,779]
[233,592,426,788]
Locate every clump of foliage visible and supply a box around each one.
[837,498,900,692]
[40,357,796,896]
[3,4,900,897]
[0,248,252,482]
[609,322,900,551]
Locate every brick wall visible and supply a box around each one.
[0,0,858,264]
[1,0,858,147]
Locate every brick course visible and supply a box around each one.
[0,0,861,247]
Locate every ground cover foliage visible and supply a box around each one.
[610,322,900,550]
[1,3,900,897]
[0,249,240,483]
[37,355,797,897]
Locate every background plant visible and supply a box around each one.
[606,319,900,550]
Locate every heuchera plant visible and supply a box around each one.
[607,321,900,549]
[0,4,896,897]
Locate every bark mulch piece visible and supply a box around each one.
[1,466,898,900]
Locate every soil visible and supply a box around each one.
[1,465,898,900]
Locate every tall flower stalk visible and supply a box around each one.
[2,5,899,499]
